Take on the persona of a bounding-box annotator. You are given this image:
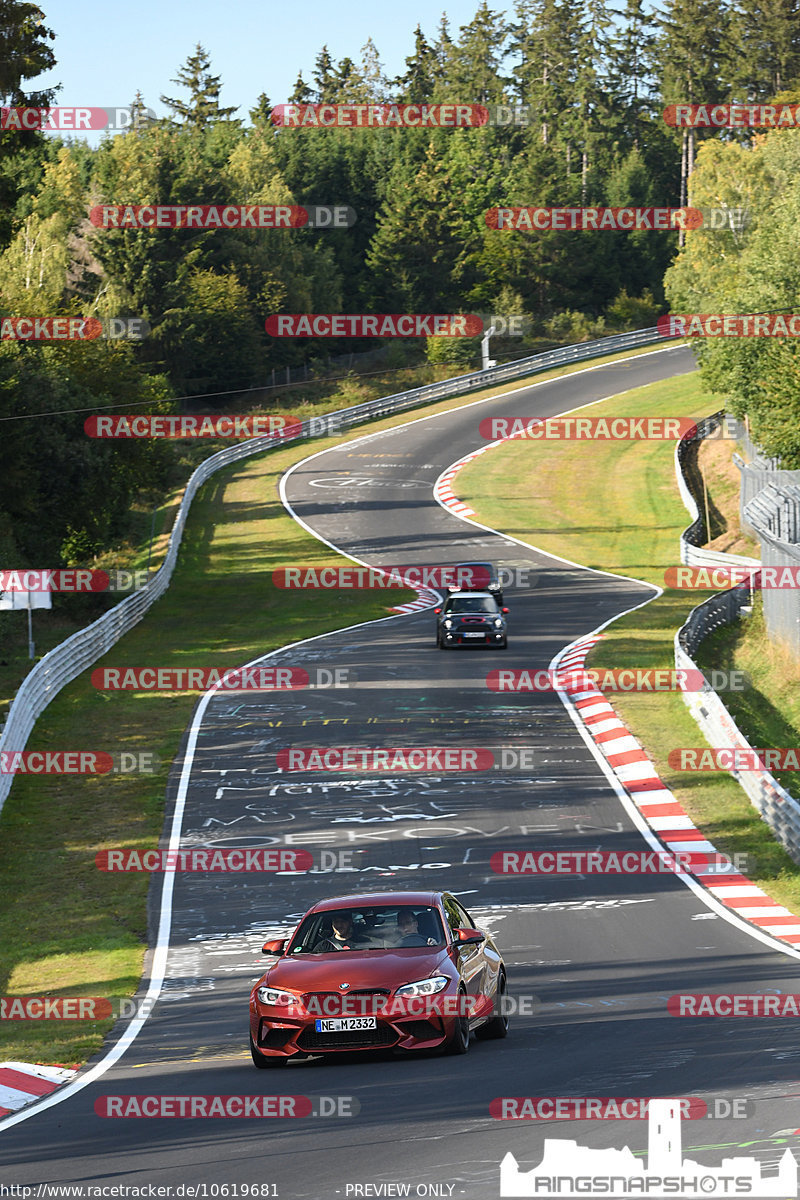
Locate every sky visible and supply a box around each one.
[35,0,504,141]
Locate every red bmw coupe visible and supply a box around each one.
[249,890,508,1066]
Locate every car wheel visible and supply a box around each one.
[500,637,508,649]
[250,1034,288,1068]
[476,973,509,1040]
[445,990,470,1055]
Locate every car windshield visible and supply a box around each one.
[446,597,498,614]
[287,905,447,954]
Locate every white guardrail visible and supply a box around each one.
[673,415,800,865]
[0,325,667,817]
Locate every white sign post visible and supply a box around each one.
[0,589,53,658]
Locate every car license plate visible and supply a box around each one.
[315,1017,377,1031]
[463,632,485,638]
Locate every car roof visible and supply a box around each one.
[309,891,440,912]
[454,560,494,567]
[446,590,496,599]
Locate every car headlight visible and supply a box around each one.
[395,975,450,997]
[444,619,453,629]
[494,618,503,627]
[256,986,302,1007]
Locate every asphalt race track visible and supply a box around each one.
[4,345,800,1198]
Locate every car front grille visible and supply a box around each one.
[297,1024,398,1050]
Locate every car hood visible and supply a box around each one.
[260,948,451,992]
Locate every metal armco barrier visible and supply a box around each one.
[0,326,668,816]
[674,423,800,866]
[674,412,759,570]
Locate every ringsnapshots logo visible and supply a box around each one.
[0,317,149,340]
[658,313,800,337]
[90,205,356,230]
[0,106,156,132]
[478,416,697,441]
[498,1096,797,1198]
[265,314,484,337]
[84,414,302,439]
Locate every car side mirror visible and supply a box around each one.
[262,938,287,955]
[434,607,441,614]
[454,927,485,946]
[501,607,509,614]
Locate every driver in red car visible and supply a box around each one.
[319,912,369,951]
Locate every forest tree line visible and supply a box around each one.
[1,0,799,568]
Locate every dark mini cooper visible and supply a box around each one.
[434,591,508,648]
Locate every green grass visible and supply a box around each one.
[0,338,674,1068]
[457,372,800,914]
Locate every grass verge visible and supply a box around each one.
[0,338,674,1068]
[456,372,800,913]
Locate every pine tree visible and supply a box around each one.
[289,73,312,105]
[606,0,659,149]
[656,0,732,212]
[0,0,56,104]
[160,44,239,127]
[731,0,800,99]
[312,46,337,102]
[249,92,272,126]
[396,26,438,102]
[447,2,510,103]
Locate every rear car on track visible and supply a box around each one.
[249,891,508,1066]
[447,560,504,605]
